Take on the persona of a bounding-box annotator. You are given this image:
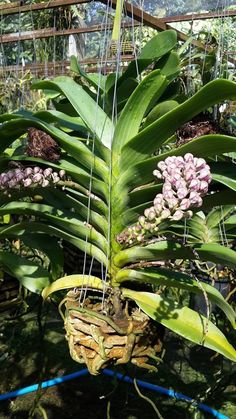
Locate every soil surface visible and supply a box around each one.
[0,298,236,419]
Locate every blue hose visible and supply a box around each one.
[0,368,229,419]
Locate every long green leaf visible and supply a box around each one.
[115,268,236,327]
[206,206,234,230]
[20,233,64,280]
[114,241,236,269]
[119,30,177,81]
[114,241,195,267]
[42,274,104,299]
[112,70,167,153]
[32,76,114,148]
[120,79,236,169]
[2,114,109,181]
[122,289,236,362]
[0,251,51,293]
[0,202,108,253]
[0,221,108,266]
[70,55,107,92]
[39,187,108,235]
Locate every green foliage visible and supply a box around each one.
[1,30,236,361]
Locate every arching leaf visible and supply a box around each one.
[122,289,236,362]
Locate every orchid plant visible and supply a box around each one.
[0,30,236,374]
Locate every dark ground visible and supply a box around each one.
[0,298,235,419]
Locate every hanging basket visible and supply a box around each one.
[110,40,135,56]
[61,289,163,375]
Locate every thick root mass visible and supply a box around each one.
[62,290,163,375]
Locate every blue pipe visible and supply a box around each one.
[103,369,229,419]
[0,369,88,401]
[0,368,229,419]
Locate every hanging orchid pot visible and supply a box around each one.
[56,286,163,375]
[110,40,135,56]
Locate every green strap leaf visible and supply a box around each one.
[210,162,236,191]
[0,221,108,267]
[70,55,107,92]
[0,201,108,253]
[42,274,104,299]
[122,289,236,362]
[114,241,195,267]
[142,100,179,130]
[154,51,180,78]
[120,79,236,169]
[115,268,236,328]
[114,241,236,269]
[119,30,177,81]
[32,76,114,149]
[112,70,168,153]
[20,233,64,280]
[0,251,51,293]
[206,206,234,229]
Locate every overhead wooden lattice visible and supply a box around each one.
[0,0,235,76]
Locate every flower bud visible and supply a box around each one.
[154,194,164,205]
[199,181,209,194]
[144,207,156,221]
[166,197,178,209]
[179,198,190,210]
[23,178,32,187]
[165,156,175,165]
[8,179,17,188]
[24,167,33,176]
[195,158,206,171]
[164,190,175,200]
[59,169,66,179]
[15,172,25,182]
[157,161,166,171]
[34,166,41,174]
[7,171,15,180]
[42,179,50,187]
[161,208,171,219]
[1,175,8,185]
[44,168,53,177]
[172,210,184,220]
[153,169,162,179]
[198,168,211,181]
[32,173,43,183]
[184,153,194,162]
[185,170,195,182]
[189,179,199,191]
[138,216,146,225]
[154,203,163,214]
[183,210,193,219]
[177,187,188,199]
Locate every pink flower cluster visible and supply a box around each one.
[117,153,211,246]
[0,166,65,192]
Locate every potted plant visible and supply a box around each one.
[0,30,236,375]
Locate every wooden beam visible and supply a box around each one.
[160,9,236,23]
[0,22,139,44]
[0,56,134,74]
[99,0,211,50]
[0,0,91,16]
